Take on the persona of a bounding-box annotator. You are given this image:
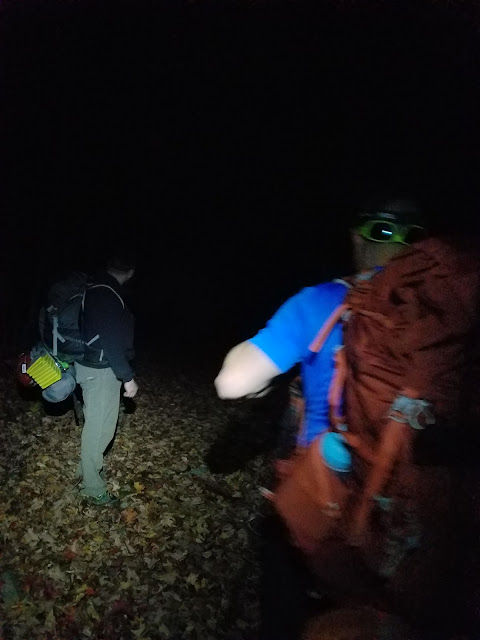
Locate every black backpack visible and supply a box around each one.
[38,270,126,364]
[38,271,90,363]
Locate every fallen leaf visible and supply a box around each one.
[134,481,145,493]
[72,584,94,606]
[63,548,76,561]
[122,507,138,525]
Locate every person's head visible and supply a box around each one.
[351,198,426,271]
[106,253,136,285]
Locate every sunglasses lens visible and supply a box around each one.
[403,226,426,244]
[369,222,395,242]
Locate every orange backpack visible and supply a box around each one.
[271,237,480,581]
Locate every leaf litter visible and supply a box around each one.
[0,356,285,640]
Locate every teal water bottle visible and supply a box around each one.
[320,430,352,473]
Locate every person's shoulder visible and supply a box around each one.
[281,281,348,322]
[86,273,124,305]
[298,280,350,303]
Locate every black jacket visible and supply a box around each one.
[80,271,135,382]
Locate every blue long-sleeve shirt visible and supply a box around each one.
[249,281,348,445]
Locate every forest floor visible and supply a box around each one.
[0,354,285,640]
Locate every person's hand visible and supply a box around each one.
[124,379,138,398]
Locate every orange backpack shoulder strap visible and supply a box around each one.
[308,303,349,353]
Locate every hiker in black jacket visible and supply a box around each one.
[75,256,137,506]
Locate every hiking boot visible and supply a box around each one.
[83,492,120,507]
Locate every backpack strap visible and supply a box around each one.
[328,346,347,428]
[286,281,355,447]
[289,375,307,448]
[308,271,380,354]
[293,286,352,445]
[308,303,349,354]
[82,284,125,311]
[52,316,60,356]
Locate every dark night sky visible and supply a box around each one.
[2,0,480,361]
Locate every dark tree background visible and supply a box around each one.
[2,0,480,364]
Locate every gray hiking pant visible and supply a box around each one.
[74,362,122,497]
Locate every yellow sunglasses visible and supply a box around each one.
[355,219,426,245]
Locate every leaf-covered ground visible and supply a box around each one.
[3,352,476,640]
[0,355,286,640]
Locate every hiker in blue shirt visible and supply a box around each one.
[214,199,425,640]
[215,204,422,440]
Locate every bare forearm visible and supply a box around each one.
[214,341,281,399]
